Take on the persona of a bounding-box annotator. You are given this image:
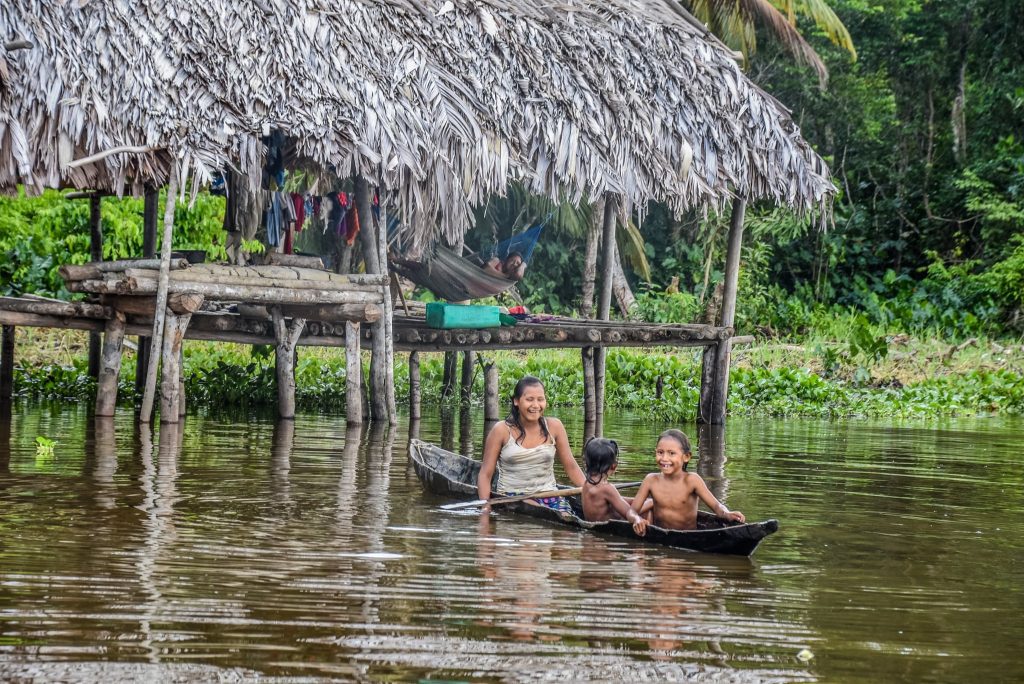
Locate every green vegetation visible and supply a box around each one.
[9,330,1022,419]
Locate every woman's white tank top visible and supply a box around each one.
[495,428,558,494]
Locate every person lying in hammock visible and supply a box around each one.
[483,251,526,281]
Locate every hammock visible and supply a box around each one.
[390,224,543,302]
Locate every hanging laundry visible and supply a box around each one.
[291,193,306,232]
[264,190,284,247]
[345,193,361,246]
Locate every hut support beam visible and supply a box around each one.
[582,346,596,430]
[0,325,14,412]
[271,306,305,420]
[87,195,103,378]
[95,312,126,417]
[700,197,746,425]
[593,196,617,436]
[135,189,159,398]
[460,350,475,406]
[483,359,499,428]
[408,351,421,421]
[159,310,191,423]
[140,172,179,423]
[346,321,363,425]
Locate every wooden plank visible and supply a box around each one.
[70,278,385,305]
[0,297,111,319]
[265,253,325,270]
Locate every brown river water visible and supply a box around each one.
[1,405,1022,682]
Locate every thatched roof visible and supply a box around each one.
[0,1,833,246]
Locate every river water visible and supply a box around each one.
[1,405,1021,682]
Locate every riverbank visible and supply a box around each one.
[7,329,1023,419]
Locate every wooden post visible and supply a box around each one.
[355,179,390,422]
[594,195,617,436]
[441,351,457,401]
[87,195,103,378]
[698,344,718,424]
[483,360,499,423]
[460,350,475,406]
[378,203,397,424]
[178,347,187,417]
[271,306,306,420]
[136,188,159,397]
[346,321,363,425]
[140,171,180,423]
[581,346,596,426]
[0,325,14,412]
[408,351,421,420]
[95,312,126,417]
[708,197,746,425]
[159,310,192,423]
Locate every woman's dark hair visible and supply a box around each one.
[506,375,549,444]
[658,428,692,471]
[583,437,619,485]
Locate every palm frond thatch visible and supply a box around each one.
[0,0,834,249]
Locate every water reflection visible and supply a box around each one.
[0,409,1022,682]
[476,513,557,642]
[697,423,729,502]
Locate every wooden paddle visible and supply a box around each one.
[441,481,643,511]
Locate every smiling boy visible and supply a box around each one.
[630,429,745,531]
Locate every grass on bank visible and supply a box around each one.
[8,327,1023,419]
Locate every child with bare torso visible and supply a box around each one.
[581,437,647,535]
[630,429,745,531]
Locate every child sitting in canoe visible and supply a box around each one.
[581,437,648,535]
[631,429,745,531]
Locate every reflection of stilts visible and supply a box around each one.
[459,403,474,457]
[135,421,183,663]
[0,414,10,473]
[90,417,119,509]
[270,419,294,506]
[697,423,729,502]
[440,405,456,453]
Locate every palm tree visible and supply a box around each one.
[677,0,856,85]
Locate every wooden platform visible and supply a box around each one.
[0,297,730,352]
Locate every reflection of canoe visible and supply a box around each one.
[409,439,779,557]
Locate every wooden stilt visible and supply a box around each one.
[270,305,306,420]
[460,350,475,406]
[136,188,159,398]
[355,179,390,423]
[378,204,397,425]
[408,351,421,421]
[0,325,14,412]
[441,351,457,401]
[95,312,126,417]
[459,401,473,457]
[345,321,363,425]
[159,310,192,423]
[87,195,103,378]
[698,344,718,424]
[707,198,746,425]
[178,347,186,417]
[581,346,596,426]
[140,170,180,423]
[594,196,617,436]
[696,423,728,501]
[483,359,499,427]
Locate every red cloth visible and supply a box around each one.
[291,193,305,232]
[508,305,528,315]
[344,192,360,245]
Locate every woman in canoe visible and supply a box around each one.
[477,375,585,513]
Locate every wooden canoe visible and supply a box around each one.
[409,439,778,557]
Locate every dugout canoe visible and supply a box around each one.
[409,439,778,557]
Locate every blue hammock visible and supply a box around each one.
[390,224,544,302]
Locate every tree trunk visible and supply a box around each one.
[610,238,636,318]
[580,196,604,318]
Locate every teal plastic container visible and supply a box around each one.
[426,303,501,329]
